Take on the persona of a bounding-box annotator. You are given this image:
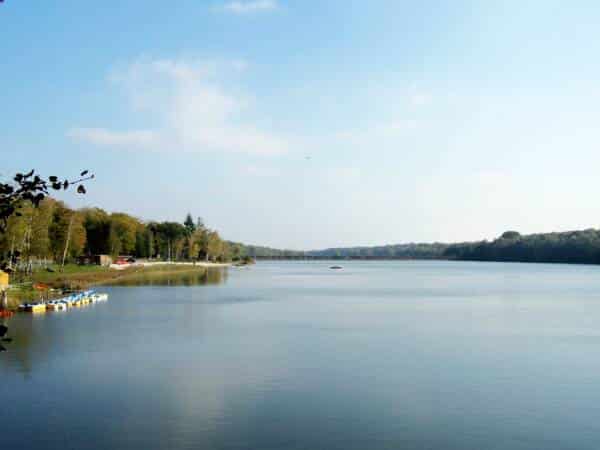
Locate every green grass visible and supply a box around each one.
[30,264,111,282]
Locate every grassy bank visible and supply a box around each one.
[5,264,220,309]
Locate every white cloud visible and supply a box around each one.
[333,119,418,143]
[220,0,278,14]
[68,128,159,149]
[68,57,288,156]
[244,165,280,177]
[325,167,361,183]
[410,92,432,107]
[406,84,432,107]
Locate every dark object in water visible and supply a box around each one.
[330,266,343,270]
[46,267,55,272]
[0,325,7,338]
[2,338,12,343]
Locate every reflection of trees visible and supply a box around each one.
[107,268,228,287]
[0,268,229,376]
[0,315,55,377]
[205,267,228,285]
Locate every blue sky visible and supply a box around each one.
[3,0,600,249]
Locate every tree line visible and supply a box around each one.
[256,229,600,265]
[305,243,448,259]
[443,230,600,265]
[5,191,600,267]
[0,197,251,269]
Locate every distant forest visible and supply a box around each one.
[248,230,600,265]
[443,230,600,265]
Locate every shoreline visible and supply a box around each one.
[4,262,231,310]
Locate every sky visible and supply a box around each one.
[3,0,600,249]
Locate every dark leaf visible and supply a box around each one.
[63,180,69,190]
[49,176,58,182]
[77,185,86,194]
[80,170,89,176]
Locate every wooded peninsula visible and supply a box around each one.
[0,197,254,270]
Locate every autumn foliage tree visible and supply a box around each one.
[0,170,93,271]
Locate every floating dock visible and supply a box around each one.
[18,290,109,313]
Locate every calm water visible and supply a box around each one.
[3,261,600,450]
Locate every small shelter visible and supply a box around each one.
[0,270,8,290]
[77,255,113,266]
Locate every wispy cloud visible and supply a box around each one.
[68,57,288,156]
[407,85,432,107]
[333,119,418,142]
[410,92,432,107]
[220,0,278,14]
[68,128,160,148]
[244,165,281,177]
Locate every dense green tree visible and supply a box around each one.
[29,198,57,260]
[108,213,139,256]
[184,213,196,235]
[206,231,222,262]
[48,203,86,266]
[81,208,111,255]
[154,222,187,261]
[500,231,521,240]
[135,225,154,259]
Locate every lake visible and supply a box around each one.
[3,260,600,450]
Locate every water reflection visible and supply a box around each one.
[0,314,50,376]
[106,267,228,286]
[0,268,228,376]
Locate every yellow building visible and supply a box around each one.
[0,270,8,290]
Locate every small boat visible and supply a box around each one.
[47,300,68,311]
[46,301,59,311]
[330,266,343,270]
[94,293,109,302]
[24,303,47,313]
